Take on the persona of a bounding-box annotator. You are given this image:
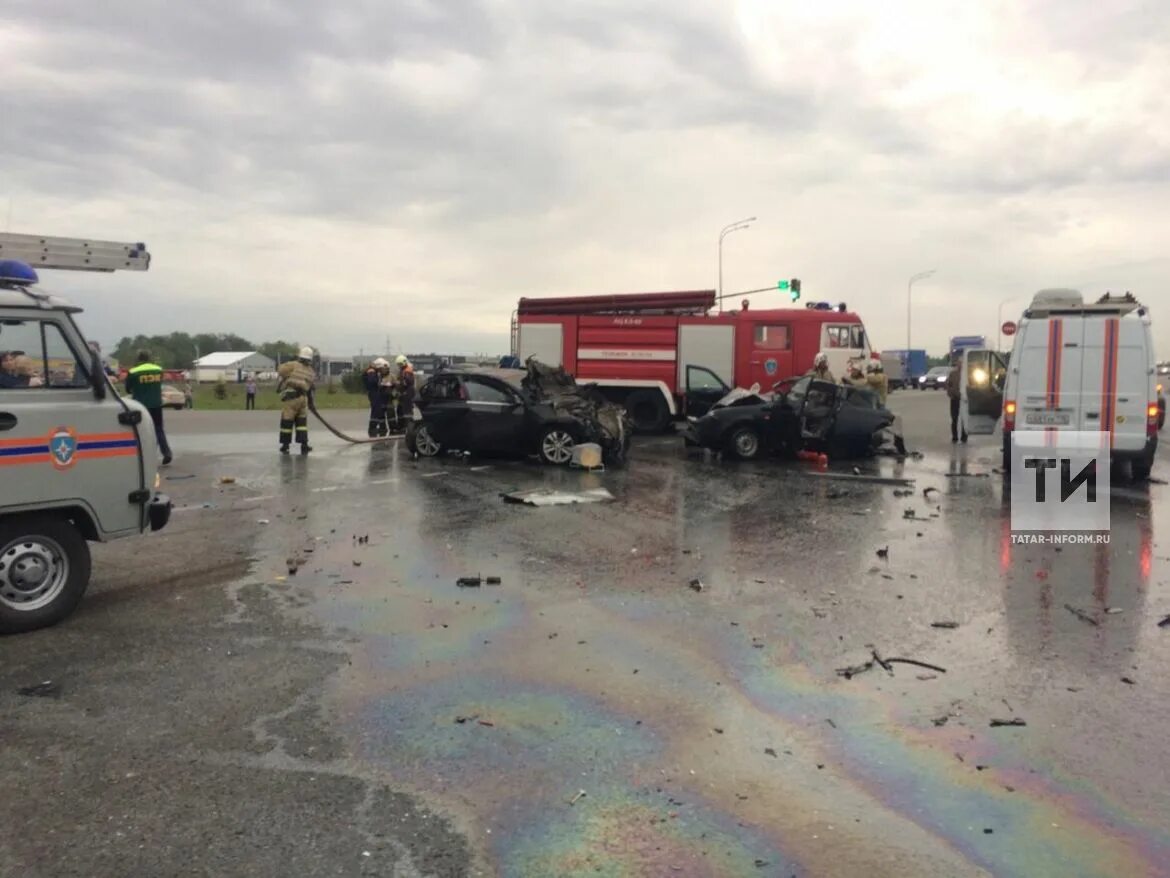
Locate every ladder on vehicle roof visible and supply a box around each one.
[0,232,151,272]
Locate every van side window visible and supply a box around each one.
[753,324,791,350]
[0,320,86,390]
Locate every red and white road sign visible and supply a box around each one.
[1001,320,1017,337]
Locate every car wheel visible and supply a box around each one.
[407,423,442,458]
[539,426,576,465]
[625,390,670,433]
[0,515,91,635]
[727,425,762,460]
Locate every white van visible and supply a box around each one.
[959,290,1159,478]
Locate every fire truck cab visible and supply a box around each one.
[514,290,872,431]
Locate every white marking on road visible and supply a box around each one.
[420,471,449,478]
[370,478,399,485]
[469,465,492,471]
[313,486,341,493]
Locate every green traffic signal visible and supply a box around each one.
[777,280,789,290]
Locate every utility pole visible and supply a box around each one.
[718,217,756,299]
[906,270,936,352]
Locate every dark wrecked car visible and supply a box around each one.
[683,375,897,460]
[405,361,631,465]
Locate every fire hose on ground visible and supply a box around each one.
[308,396,406,446]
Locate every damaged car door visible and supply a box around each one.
[798,379,842,444]
[463,376,525,453]
[418,373,471,449]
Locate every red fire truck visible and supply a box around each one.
[512,290,873,431]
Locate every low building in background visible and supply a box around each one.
[191,351,276,383]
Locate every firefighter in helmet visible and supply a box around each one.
[364,357,392,437]
[277,347,317,454]
[808,352,835,384]
[394,354,416,427]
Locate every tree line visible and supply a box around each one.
[111,334,301,369]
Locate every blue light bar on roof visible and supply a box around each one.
[0,260,39,285]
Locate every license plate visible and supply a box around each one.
[1025,412,1070,426]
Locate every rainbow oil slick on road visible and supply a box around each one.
[268,448,1170,877]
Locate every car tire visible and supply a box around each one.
[406,422,443,458]
[726,425,763,460]
[0,515,91,635]
[625,390,670,433]
[1001,433,1011,474]
[1131,439,1157,482]
[538,426,576,466]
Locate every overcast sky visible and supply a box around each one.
[3,0,1168,358]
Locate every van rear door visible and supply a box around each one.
[1080,316,1149,451]
[1014,316,1083,432]
[959,349,1007,434]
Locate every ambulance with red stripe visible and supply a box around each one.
[0,236,171,635]
[960,289,1159,479]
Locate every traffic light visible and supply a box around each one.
[790,278,801,302]
[776,280,789,291]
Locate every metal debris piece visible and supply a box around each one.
[886,657,947,674]
[875,546,889,559]
[502,487,615,506]
[1064,603,1098,626]
[764,747,778,758]
[1157,614,1170,628]
[569,790,586,805]
[1121,676,1136,685]
[457,576,482,587]
[17,680,60,698]
[836,662,874,680]
[923,486,940,499]
[989,718,1026,727]
[1104,607,1124,615]
[931,621,960,629]
[688,579,705,592]
[932,716,949,727]
[485,576,502,585]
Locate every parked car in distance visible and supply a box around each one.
[918,366,950,389]
[405,365,630,465]
[683,376,896,460]
[161,384,186,409]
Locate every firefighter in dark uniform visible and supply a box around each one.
[277,346,316,454]
[394,355,416,428]
[364,357,391,437]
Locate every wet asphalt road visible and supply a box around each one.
[2,392,1169,877]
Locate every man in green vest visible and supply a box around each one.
[125,350,173,465]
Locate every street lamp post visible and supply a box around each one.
[718,217,756,299]
[906,269,936,353]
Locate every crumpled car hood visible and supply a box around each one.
[522,359,631,452]
[712,387,774,410]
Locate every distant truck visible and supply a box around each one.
[949,335,987,358]
[881,349,927,388]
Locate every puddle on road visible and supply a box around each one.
[245,450,1170,877]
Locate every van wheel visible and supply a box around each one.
[626,390,669,433]
[1001,434,1012,474]
[0,516,91,635]
[1131,442,1156,481]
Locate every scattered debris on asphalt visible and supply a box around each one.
[989,718,1026,727]
[477,719,495,727]
[688,578,705,592]
[457,576,482,587]
[923,486,940,499]
[454,714,479,724]
[502,487,615,506]
[165,474,196,481]
[764,748,778,758]
[17,680,60,698]
[1121,676,1136,685]
[219,476,236,484]
[837,649,947,679]
[887,657,947,673]
[931,621,960,629]
[257,519,270,525]
[1064,603,1099,627]
[893,488,914,497]
[1157,614,1170,629]
[932,716,949,727]
[1105,607,1124,615]
[804,472,915,487]
[569,790,586,805]
[876,546,889,559]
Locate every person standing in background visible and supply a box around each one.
[126,350,173,465]
[946,356,967,443]
[245,375,257,410]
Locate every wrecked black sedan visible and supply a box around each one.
[406,362,631,465]
[683,376,897,460]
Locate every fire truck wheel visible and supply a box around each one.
[727,425,763,460]
[626,391,669,433]
[0,515,91,635]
